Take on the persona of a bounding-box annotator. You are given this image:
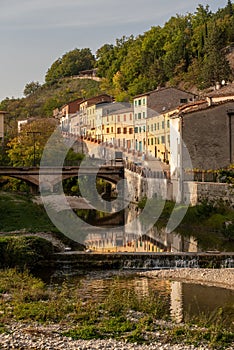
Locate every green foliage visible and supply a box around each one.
[0,236,54,269]
[0,269,233,348]
[7,118,57,166]
[138,198,234,250]
[1,2,233,126]
[0,191,58,233]
[23,81,41,96]
[45,48,95,83]
[96,3,233,98]
[0,78,102,131]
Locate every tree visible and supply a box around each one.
[45,48,95,83]
[7,119,58,166]
[23,81,41,96]
[226,0,233,16]
[201,25,232,87]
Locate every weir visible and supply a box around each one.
[51,252,234,271]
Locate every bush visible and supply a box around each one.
[0,236,54,269]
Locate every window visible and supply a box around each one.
[123,127,127,134]
[117,115,120,122]
[117,127,121,134]
[111,127,113,133]
[157,137,160,144]
[124,115,126,121]
[134,127,138,133]
[161,135,165,143]
[129,128,133,134]
[180,98,188,103]
[151,124,153,132]
[157,122,160,130]
[143,112,145,118]
[106,127,109,133]
[143,125,146,132]
[135,113,137,120]
[162,120,165,129]
[151,138,153,145]
[138,99,141,106]
[148,139,150,145]
[167,119,170,128]
[143,98,146,105]
[154,123,157,131]
[138,112,141,119]
[130,113,132,120]
[139,127,142,133]
[134,100,137,106]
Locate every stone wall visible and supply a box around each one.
[124,169,171,202]
[184,181,234,207]
[182,101,234,170]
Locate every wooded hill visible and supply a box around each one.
[0,1,233,135]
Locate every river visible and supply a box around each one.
[37,269,234,328]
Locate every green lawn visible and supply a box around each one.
[0,192,58,233]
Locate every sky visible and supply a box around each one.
[0,0,229,102]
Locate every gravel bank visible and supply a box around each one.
[0,322,232,350]
[1,269,234,349]
[138,268,234,290]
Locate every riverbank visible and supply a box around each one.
[139,268,234,290]
[1,322,233,350]
[0,269,234,350]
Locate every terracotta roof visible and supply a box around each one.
[134,86,196,99]
[171,99,234,117]
[206,83,234,97]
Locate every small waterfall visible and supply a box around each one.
[123,255,199,270]
[222,258,234,268]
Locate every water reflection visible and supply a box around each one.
[44,271,234,327]
[82,204,198,253]
[170,281,183,323]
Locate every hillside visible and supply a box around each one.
[0,78,102,137]
[0,1,234,134]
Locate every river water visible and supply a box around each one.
[38,269,234,327]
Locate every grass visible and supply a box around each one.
[0,191,84,251]
[0,269,233,349]
[0,191,59,233]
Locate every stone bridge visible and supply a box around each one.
[0,165,124,192]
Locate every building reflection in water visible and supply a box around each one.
[170,281,183,323]
[83,203,198,253]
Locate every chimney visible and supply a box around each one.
[206,97,212,106]
[215,82,221,90]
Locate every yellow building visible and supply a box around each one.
[102,106,134,150]
[146,110,175,162]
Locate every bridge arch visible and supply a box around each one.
[0,166,124,193]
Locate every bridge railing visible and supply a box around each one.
[123,160,170,180]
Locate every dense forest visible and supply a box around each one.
[0,1,233,129]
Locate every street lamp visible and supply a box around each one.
[27,131,41,166]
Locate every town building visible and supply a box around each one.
[102,103,134,150]
[133,87,196,158]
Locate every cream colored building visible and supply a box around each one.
[133,87,196,159]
